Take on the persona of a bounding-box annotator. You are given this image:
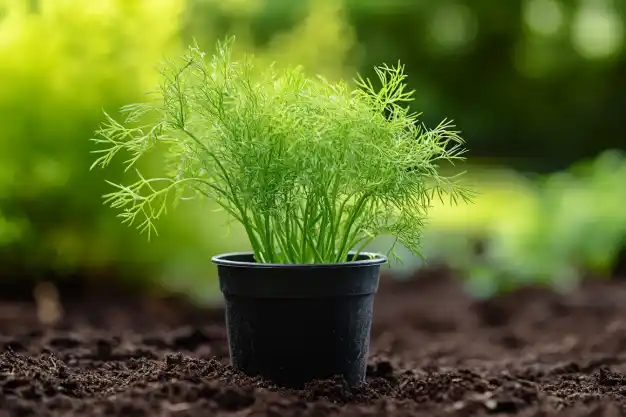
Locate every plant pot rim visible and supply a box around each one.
[211,251,387,269]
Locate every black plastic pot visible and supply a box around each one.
[211,251,387,388]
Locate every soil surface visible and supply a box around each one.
[2,269,626,416]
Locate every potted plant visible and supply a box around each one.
[90,39,473,388]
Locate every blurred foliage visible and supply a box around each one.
[0,0,624,301]
[0,0,185,277]
[399,150,626,298]
[343,0,626,171]
[0,0,354,301]
[182,0,626,171]
[183,0,357,80]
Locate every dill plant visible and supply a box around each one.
[90,39,473,265]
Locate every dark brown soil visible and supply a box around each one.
[2,269,626,416]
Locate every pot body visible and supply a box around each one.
[212,252,386,388]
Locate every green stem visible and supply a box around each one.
[300,192,312,262]
[272,214,298,263]
[335,193,370,262]
[350,235,376,261]
[264,213,274,262]
[316,208,329,260]
[180,130,270,262]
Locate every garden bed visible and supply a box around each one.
[2,268,626,416]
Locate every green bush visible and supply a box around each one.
[0,0,185,274]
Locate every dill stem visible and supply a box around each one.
[280,206,294,262]
[351,235,376,261]
[250,210,271,262]
[239,214,265,262]
[272,214,296,263]
[316,209,329,260]
[335,193,370,262]
[300,193,314,262]
[319,179,341,260]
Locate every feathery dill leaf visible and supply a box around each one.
[90,38,474,264]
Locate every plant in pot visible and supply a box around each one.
[90,39,473,388]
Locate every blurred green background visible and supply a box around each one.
[0,0,625,303]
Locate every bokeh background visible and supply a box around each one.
[1,0,625,304]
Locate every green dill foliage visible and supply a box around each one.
[91,39,474,264]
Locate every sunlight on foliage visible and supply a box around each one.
[0,0,185,270]
[571,0,624,60]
